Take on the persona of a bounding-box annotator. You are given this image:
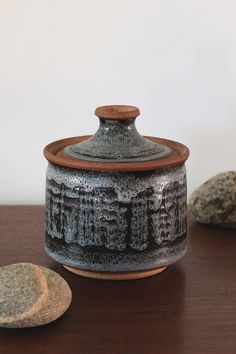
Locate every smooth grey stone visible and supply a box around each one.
[0,263,72,328]
[189,171,236,228]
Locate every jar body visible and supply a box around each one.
[45,162,187,272]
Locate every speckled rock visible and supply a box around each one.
[0,263,72,328]
[189,171,236,228]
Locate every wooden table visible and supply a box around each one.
[0,206,235,354]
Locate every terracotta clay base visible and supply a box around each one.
[63,265,167,280]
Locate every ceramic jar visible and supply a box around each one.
[44,105,189,279]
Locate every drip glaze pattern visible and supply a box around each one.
[45,163,187,272]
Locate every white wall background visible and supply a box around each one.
[1,0,236,204]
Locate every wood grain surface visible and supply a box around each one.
[0,206,235,354]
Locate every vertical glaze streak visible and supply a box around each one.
[46,164,187,254]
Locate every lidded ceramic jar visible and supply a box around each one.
[44,105,189,280]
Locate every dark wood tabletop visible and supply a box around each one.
[0,206,235,354]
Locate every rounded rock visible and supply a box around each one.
[189,171,236,228]
[0,263,72,328]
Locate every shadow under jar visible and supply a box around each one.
[44,105,189,280]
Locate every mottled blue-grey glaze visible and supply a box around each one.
[64,118,172,162]
[45,163,187,272]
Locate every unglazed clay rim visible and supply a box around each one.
[95,105,140,120]
[44,136,189,172]
[63,265,167,280]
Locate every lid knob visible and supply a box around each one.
[95,105,140,120]
[63,104,172,162]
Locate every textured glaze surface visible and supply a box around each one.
[44,135,190,172]
[45,163,187,272]
[64,118,171,162]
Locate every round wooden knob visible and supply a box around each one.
[95,105,140,120]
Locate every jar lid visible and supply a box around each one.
[44,105,189,172]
